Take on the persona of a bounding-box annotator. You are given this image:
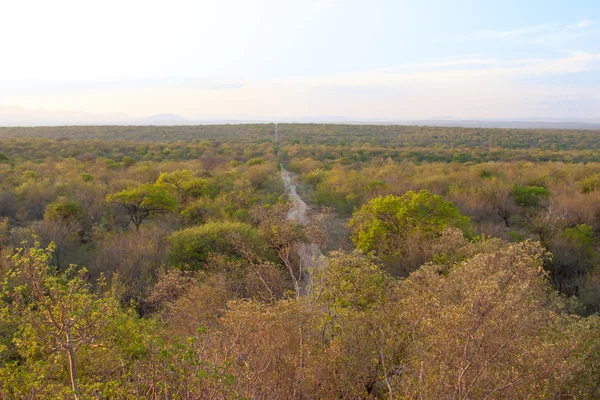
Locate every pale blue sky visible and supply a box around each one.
[1,0,599,121]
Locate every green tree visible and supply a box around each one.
[2,241,118,399]
[44,199,83,223]
[348,190,470,274]
[315,250,388,311]
[107,183,177,231]
[547,224,598,297]
[169,221,265,270]
[156,169,207,204]
[511,185,550,208]
[121,156,137,167]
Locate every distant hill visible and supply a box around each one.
[1,105,599,129]
[142,113,188,123]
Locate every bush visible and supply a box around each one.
[169,221,265,270]
[247,163,278,189]
[349,190,471,274]
[511,185,550,208]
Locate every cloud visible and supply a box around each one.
[275,52,600,88]
[233,53,600,119]
[3,54,599,121]
[464,19,594,41]
[568,19,594,30]
[380,56,499,72]
[476,24,553,39]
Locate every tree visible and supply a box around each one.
[44,199,83,224]
[348,190,470,274]
[106,183,176,231]
[41,198,84,267]
[546,224,597,297]
[511,185,550,208]
[2,241,118,399]
[247,163,278,189]
[122,156,137,167]
[92,226,170,312]
[168,221,265,270]
[476,180,519,227]
[312,251,402,398]
[252,203,309,298]
[394,235,599,398]
[156,169,206,204]
[314,250,388,311]
[0,217,9,250]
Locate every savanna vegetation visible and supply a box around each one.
[1,123,600,399]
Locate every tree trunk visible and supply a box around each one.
[65,330,80,399]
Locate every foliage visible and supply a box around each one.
[106,183,177,230]
[349,190,470,273]
[156,169,206,203]
[44,198,83,223]
[578,172,600,193]
[511,185,551,208]
[1,123,600,397]
[1,241,119,398]
[394,238,598,398]
[315,250,388,311]
[122,155,137,167]
[168,221,265,270]
[562,224,595,249]
[247,162,278,189]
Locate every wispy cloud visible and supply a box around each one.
[380,56,499,72]
[476,24,554,39]
[3,54,599,120]
[568,18,594,30]
[279,52,600,88]
[463,19,595,41]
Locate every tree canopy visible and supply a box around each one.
[169,221,265,270]
[106,183,177,231]
[349,190,470,273]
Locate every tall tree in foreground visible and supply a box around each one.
[2,241,118,399]
[394,230,600,399]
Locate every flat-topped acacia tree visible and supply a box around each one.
[107,183,177,231]
[156,169,207,204]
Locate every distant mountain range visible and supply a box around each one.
[144,113,189,123]
[1,106,599,129]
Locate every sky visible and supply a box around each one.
[1,0,599,122]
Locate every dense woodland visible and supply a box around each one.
[1,124,600,398]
